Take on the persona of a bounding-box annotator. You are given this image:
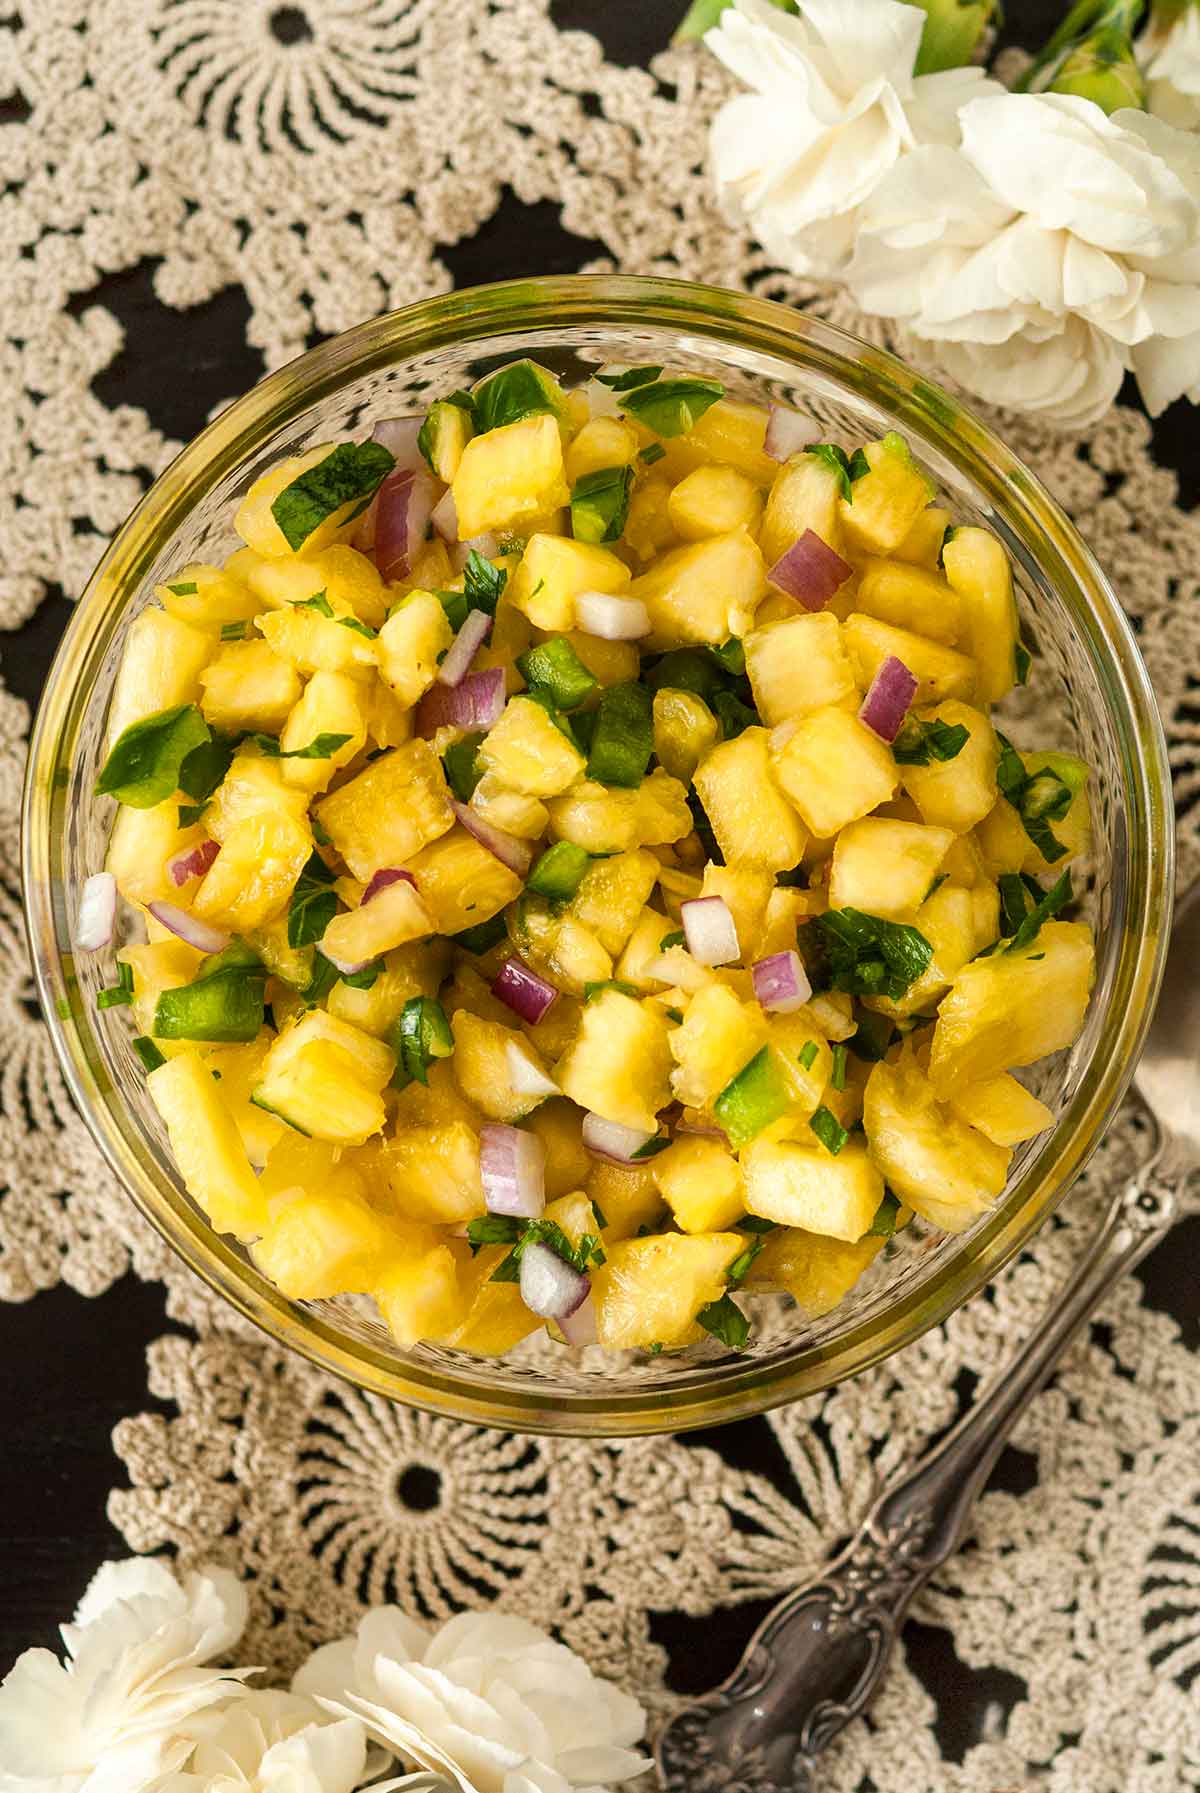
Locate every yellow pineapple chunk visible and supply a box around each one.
[193,811,313,934]
[942,527,1020,705]
[767,1009,834,1117]
[147,1050,268,1240]
[669,984,766,1108]
[949,1073,1055,1146]
[631,529,766,646]
[315,738,454,881]
[470,773,549,841]
[652,688,720,784]
[587,1157,666,1240]
[744,612,858,725]
[744,1227,884,1317]
[106,803,209,908]
[654,398,778,487]
[864,1054,1010,1231]
[615,906,679,991]
[668,465,764,542]
[770,707,898,838]
[623,478,676,563]
[478,695,585,797]
[759,450,845,569]
[928,920,1095,1093]
[106,608,216,749]
[976,750,1092,878]
[157,563,260,631]
[450,1010,554,1123]
[838,434,934,556]
[653,1135,745,1234]
[279,671,368,794]
[855,559,962,646]
[378,589,454,708]
[699,864,773,962]
[566,628,639,687]
[741,1137,885,1242]
[507,533,631,634]
[199,638,303,733]
[400,827,523,935]
[442,1245,541,1354]
[258,596,378,679]
[564,417,640,483]
[202,1032,283,1167]
[892,506,951,569]
[325,939,449,1037]
[234,543,388,629]
[384,1121,485,1225]
[322,877,435,966]
[507,898,613,997]
[829,817,954,918]
[570,849,660,956]
[253,1010,392,1145]
[843,614,975,706]
[899,701,999,833]
[556,988,672,1133]
[256,1129,341,1202]
[592,1231,744,1350]
[234,444,362,558]
[254,1180,394,1299]
[373,1236,468,1346]
[525,1099,593,1199]
[452,414,570,539]
[693,728,808,874]
[547,770,691,854]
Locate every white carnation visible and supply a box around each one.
[297,1607,651,1793]
[1142,3,1200,129]
[0,1558,252,1792]
[847,91,1200,423]
[156,1689,367,1793]
[703,0,1000,278]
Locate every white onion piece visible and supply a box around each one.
[146,901,230,956]
[372,416,424,469]
[480,1122,546,1219]
[752,949,812,1015]
[519,1241,590,1319]
[505,1040,559,1099]
[582,1111,656,1164]
[452,531,500,571]
[764,404,821,461]
[437,608,492,687]
[450,799,534,876]
[75,872,117,952]
[559,1291,597,1347]
[585,376,623,420]
[575,590,652,641]
[430,486,459,543]
[681,896,740,967]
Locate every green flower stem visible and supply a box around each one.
[673,0,791,44]
[1021,0,1148,111]
[903,1,1000,74]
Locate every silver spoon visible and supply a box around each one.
[657,885,1199,1793]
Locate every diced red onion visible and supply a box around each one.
[451,800,534,877]
[519,1241,590,1319]
[752,949,813,1015]
[451,532,500,572]
[437,609,492,688]
[417,666,505,736]
[681,896,740,967]
[431,487,459,543]
[505,1040,559,1099]
[558,1290,597,1347]
[480,1122,546,1219]
[375,467,434,582]
[858,655,919,744]
[764,405,821,462]
[582,1111,656,1164]
[493,957,558,1025]
[372,416,424,469]
[167,840,220,889]
[75,872,116,952]
[362,867,416,905]
[575,590,651,641]
[147,901,230,956]
[768,530,852,613]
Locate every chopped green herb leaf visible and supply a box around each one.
[179,732,238,804]
[288,853,338,950]
[462,549,508,615]
[696,1293,750,1350]
[453,912,509,955]
[270,440,395,552]
[97,961,134,1010]
[1005,870,1073,954]
[167,581,198,596]
[869,1192,902,1238]
[583,979,642,1004]
[995,733,1086,863]
[998,872,1032,938]
[595,364,664,391]
[220,621,249,641]
[707,638,746,677]
[645,648,724,700]
[95,705,212,809]
[831,1043,848,1091]
[630,1134,670,1160]
[726,1233,767,1286]
[846,446,871,484]
[808,908,933,1002]
[848,1008,895,1063]
[892,716,970,767]
[472,360,565,434]
[659,929,686,951]
[340,963,381,989]
[639,442,667,465]
[247,731,352,761]
[133,1035,166,1072]
[391,996,454,1089]
[664,1007,684,1024]
[619,376,724,438]
[312,818,332,847]
[711,689,758,741]
[570,464,633,544]
[436,588,470,632]
[337,615,377,639]
[516,637,597,711]
[591,1200,610,1230]
[809,1105,848,1156]
[737,1216,777,1235]
[177,803,207,829]
[292,590,334,617]
[806,443,853,502]
[301,951,340,1006]
[470,1215,605,1284]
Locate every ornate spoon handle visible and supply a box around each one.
[656,1171,1180,1793]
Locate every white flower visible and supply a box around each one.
[703,0,1001,277]
[1142,4,1200,130]
[296,1608,652,1793]
[847,91,1200,424]
[155,1689,367,1793]
[0,1558,251,1792]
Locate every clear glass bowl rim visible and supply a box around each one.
[21,274,1174,1436]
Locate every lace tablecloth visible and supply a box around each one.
[2,3,1199,1789]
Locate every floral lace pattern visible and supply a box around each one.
[1,2,1198,1788]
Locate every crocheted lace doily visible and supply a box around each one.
[2,4,1198,1789]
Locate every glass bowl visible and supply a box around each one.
[22,275,1173,1436]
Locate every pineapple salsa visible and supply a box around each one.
[78,358,1097,1357]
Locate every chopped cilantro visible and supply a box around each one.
[270,440,395,552]
[808,908,933,1002]
[1005,870,1073,954]
[595,364,664,391]
[292,590,334,617]
[995,733,1086,863]
[337,615,377,639]
[869,1192,902,1238]
[846,446,871,483]
[467,1215,605,1284]
[696,1292,750,1350]
[707,638,745,677]
[583,979,641,1003]
[571,464,633,544]
[220,621,249,640]
[178,732,238,804]
[340,963,381,989]
[630,1134,670,1160]
[287,853,338,950]
[806,443,853,502]
[177,803,207,829]
[618,376,724,438]
[95,704,211,809]
[247,731,352,761]
[462,549,507,615]
[390,996,453,1089]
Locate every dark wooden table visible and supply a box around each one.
[3,1,1196,1754]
